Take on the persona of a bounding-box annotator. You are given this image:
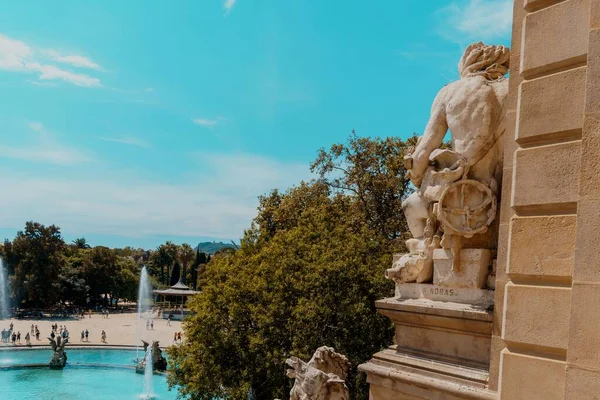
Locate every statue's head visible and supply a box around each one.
[308,346,350,381]
[458,42,510,80]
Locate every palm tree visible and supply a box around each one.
[178,244,195,285]
[72,237,91,249]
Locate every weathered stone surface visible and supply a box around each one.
[579,133,600,199]
[508,215,576,278]
[565,365,600,400]
[522,0,589,76]
[584,30,600,113]
[433,249,490,289]
[500,351,566,400]
[513,141,581,209]
[566,283,600,368]
[517,67,586,143]
[394,283,494,307]
[503,284,571,350]
[286,346,350,400]
[573,199,600,281]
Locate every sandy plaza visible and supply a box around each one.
[0,312,182,348]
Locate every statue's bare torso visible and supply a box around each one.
[411,75,508,186]
[444,76,508,164]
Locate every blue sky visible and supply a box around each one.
[0,0,511,249]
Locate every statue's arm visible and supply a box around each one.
[409,91,448,186]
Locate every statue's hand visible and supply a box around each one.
[407,170,423,187]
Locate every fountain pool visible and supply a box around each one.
[0,348,177,399]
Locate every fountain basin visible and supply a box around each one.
[0,348,176,399]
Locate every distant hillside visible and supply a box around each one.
[195,241,236,254]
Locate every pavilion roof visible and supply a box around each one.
[153,279,199,296]
[153,288,199,296]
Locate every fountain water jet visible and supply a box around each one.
[0,258,10,319]
[141,345,154,399]
[136,266,152,359]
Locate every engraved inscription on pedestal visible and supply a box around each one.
[395,283,494,307]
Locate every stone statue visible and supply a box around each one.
[136,340,167,373]
[285,346,350,400]
[387,42,509,288]
[48,334,67,369]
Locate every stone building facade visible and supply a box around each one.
[360,0,600,398]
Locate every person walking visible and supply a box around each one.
[85,329,89,342]
[11,332,16,345]
[25,332,30,346]
[173,332,177,343]
[16,331,21,344]
[101,330,106,343]
[30,324,34,335]
[146,319,149,330]
[167,314,172,326]
[150,320,154,330]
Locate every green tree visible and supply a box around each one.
[84,246,118,306]
[191,250,208,290]
[311,132,414,240]
[178,244,195,285]
[167,135,416,399]
[168,182,396,399]
[112,257,139,305]
[9,221,66,307]
[151,241,178,286]
[71,237,91,249]
[59,249,90,306]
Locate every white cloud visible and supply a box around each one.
[0,122,91,165]
[99,136,151,148]
[437,0,512,42]
[44,49,101,70]
[28,62,101,87]
[192,118,218,127]
[0,153,310,240]
[0,34,102,87]
[224,0,236,13]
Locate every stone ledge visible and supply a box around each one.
[376,297,493,322]
[359,348,497,400]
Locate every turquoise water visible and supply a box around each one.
[0,348,143,366]
[0,349,178,400]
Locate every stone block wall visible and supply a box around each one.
[493,0,600,398]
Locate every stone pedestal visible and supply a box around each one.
[359,297,496,399]
[433,249,491,289]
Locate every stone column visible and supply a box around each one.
[495,0,591,399]
[563,0,600,398]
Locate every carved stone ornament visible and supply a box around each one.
[286,346,350,400]
[387,42,509,291]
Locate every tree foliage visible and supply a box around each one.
[0,223,199,308]
[168,135,414,399]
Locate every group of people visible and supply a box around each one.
[1,323,36,346]
[173,331,183,343]
[49,323,69,341]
